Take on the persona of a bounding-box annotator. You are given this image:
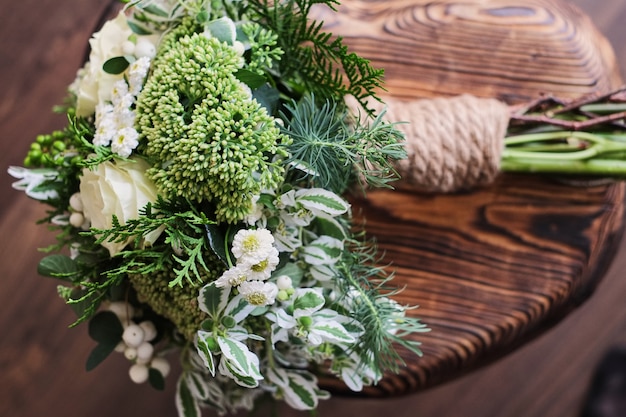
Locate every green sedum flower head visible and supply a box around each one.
[136,30,288,223]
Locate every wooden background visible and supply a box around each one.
[1,1,626,416]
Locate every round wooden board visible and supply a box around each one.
[315,0,626,396]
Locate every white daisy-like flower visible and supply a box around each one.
[246,246,280,281]
[111,126,139,158]
[93,103,116,146]
[215,265,248,288]
[238,281,278,306]
[231,228,276,265]
[128,56,151,96]
[115,107,136,129]
[111,79,131,107]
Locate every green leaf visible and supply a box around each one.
[301,236,343,265]
[198,282,230,318]
[293,289,325,316]
[311,321,356,344]
[141,4,169,17]
[149,368,166,390]
[127,20,153,35]
[217,336,261,379]
[235,69,267,90]
[185,372,211,401]
[86,342,116,371]
[296,188,349,216]
[38,254,78,280]
[176,377,201,417]
[88,311,124,345]
[313,216,347,241]
[222,359,261,388]
[205,17,236,44]
[252,84,280,114]
[102,56,134,75]
[282,371,318,410]
[205,224,228,266]
[224,294,256,323]
[196,331,216,376]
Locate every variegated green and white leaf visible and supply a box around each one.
[270,308,297,329]
[295,188,349,217]
[340,367,365,392]
[218,356,262,388]
[292,289,325,318]
[311,320,356,345]
[216,336,261,379]
[301,236,343,265]
[224,294,256,323]
[176,376,201,417]
[280,370,319,411]
[184,372,211,401]
[195,331,216,376]
[197,282,230,318]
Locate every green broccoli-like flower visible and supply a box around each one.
[136,29,289,223]
[128,254,224,341]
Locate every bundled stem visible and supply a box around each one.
[503,86,626,176]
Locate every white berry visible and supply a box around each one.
[135,39,156,58]
[124,346,138,361]
[150,357,171,378]
[139,321,157,342]
[69,212,85,228]
[69,193,84,212]
[129,363,149,384]
[114,341,126,353]
[122,40,135,56]
[276,275,292,290]
[136,342,154,361]
[108,302,134,320]
[122,324,145,348]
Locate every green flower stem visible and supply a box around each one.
[502,131,626,176]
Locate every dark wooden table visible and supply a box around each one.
[1,0,624,416]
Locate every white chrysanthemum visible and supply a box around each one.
[215,265,248,288]
[93,103,116,146]
[239,281,278,306]
[111,126,139,158]
[128,56,151,96]
[246,246,280,281]
[111,79,132,107]
[115,107,136,129]
[231,228,276,265]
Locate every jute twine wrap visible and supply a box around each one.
[364,94,511,192]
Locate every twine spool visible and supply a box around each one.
[363,94,511,192]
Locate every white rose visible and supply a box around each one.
[80,157,163,256]
[75,12,159,117]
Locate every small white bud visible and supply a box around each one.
[124,346,138,361]
[150,357,171,378]
[276,275,292,291]
[122,324,145,348]
[129,363,149,384]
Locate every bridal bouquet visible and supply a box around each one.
[9,0,429,415]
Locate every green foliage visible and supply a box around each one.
[281,95,406,194]
[247,0,385,112]
[334,237,430,375]
[86,311,124,370]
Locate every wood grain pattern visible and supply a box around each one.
[1,0,625,416]
[315,0,623,102]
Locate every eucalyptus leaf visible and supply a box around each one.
[38,254,78,279]
[86,342,116,371]
[235,69,267,90]
[149,368,166,390]
[88,311,123,344]
[253,84,280,115]
[102,56,134,75]
[205,17,236,44]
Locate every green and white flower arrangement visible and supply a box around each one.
[9,0,429,415]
